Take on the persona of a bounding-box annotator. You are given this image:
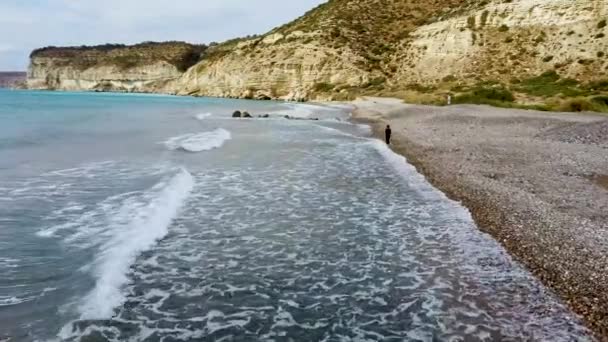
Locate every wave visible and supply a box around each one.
[368,139,448,201]
[76,168,194,319]
[164,129,231,152]
[271,102,342,119]
[0,295,35,307]
[195,112,212,120]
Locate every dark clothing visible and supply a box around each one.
[385,127,392,145]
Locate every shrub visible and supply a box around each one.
[331,91,357,101]
[591,95,608,106]
[598,19,607,29]
[534,34,546,44]
[510,78,522,84]
[558,98,596,112]
[313,82,335,92]
[542,55,554,62]
[473,86,515,101]
[546,96,608,113]
[515,71,586,97]
[406,83,437,92]
[498,24,509,32]
[480,10,489,27]
[393,90,444,106]
[112,56,139,70]
[588,79,608,91]
[467,16,476,29]
[453,86,515,105]
[369,77,386,87]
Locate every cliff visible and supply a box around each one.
[175,0,472,100]
[25,0,608,109]
[394,0,608,85]
[27,42,205,93]
[176,0,608,106]
[0,72,26,88]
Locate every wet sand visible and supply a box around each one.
[351,97,608,339]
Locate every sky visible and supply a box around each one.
[0,0,327,71]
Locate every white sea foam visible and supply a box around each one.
[0,295,34,307]
[195,112,212,120]
[271,102,343,119]
[164,129,231,152]
[269,103,313,118]
[357,124,372,135]
[53,129,592,340]
[368,139,449,201]
[77,168,194,319]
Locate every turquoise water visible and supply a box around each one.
[0,89,594,341]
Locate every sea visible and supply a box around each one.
[0,89,594,341]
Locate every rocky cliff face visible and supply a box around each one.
[28,58,182,92]
[27,42,205,93]
[26,0,608,102]
[174,0,607,101]
[175,35,373,101]
[397,0,608,84]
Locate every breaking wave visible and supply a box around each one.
[195,112,212,120]
[164,129,231,152]
[69,168,194,321]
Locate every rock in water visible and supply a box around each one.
[243,111,252,118]
[232,111,242,118]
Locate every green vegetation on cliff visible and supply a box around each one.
[31,42,206,72]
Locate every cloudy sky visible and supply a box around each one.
[0,0,326,71]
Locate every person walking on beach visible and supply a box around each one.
[385,125,392,145]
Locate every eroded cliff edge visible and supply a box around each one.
[27,42,205,93]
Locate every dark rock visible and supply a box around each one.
[256,94,272,100]
[232,110,242,118]
[243,111,252,118]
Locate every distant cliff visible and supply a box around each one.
[27,42,205,93]
[0,72,26,88]
[26,0,608,109]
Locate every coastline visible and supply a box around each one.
[351,97,608,339]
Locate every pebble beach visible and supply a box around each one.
[352,97,608,339]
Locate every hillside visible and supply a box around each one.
[26,0,608,111]
[177,0,608,110]
[175,0,481,100]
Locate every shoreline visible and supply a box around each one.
[13,87,608,116]
[351,97,608,339]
